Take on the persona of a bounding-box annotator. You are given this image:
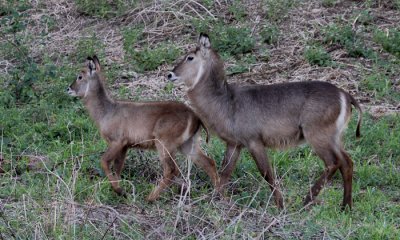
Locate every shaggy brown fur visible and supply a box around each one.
[68,56,219,201]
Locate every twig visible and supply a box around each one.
[181,3,203,20]
[251,15,261,37]
[256,218,278,239]
[0,210,17,239]
[352,13,361,31]
[189,0,216,20]
[100,216,118,240]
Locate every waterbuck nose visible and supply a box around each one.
[167,72,178,81]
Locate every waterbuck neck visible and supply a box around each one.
[187,63,235,139]
[82,77,115,125]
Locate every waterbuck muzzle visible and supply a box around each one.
[167,71,179,81]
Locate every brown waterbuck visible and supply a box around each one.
[67,56,220,201]
[167,33,362,209]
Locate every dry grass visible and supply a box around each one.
[5,0,397,112]
[1,0,400,239]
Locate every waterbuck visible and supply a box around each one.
[67,56,220,201]
[167,33,362,209]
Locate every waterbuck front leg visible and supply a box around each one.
[219,143,242,191]
[112,146,128,196]
[247,141,284,209]
[101,143,126,195]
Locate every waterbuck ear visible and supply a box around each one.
[86,57,96,76]
[92,55,101,71]
[198,33,211,49]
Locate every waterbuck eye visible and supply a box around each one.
[187,56,194,61]
[78,76,82,80]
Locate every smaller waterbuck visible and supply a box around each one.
[168,33,362,209]
[67,56,220,201]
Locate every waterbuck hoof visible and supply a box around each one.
[276,198,284,209]
[212,189,228,201]
[303,198,322,208]
[115,188,127,198]
[147,192,160,202]
[341,203,352,211]
[303,195,313,206]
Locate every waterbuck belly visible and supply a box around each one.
[261,123,304,149]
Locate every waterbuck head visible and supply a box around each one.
[67,56,101,98]
[168,33,224,90]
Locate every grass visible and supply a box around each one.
[227,54,257,75]
[373,28,400,59]
[228,0,247,21]
[122,26,181,72]
[74,0,136,18]
[260,23,280,45]
[321,0,337,8]
[360,72,399,101]
[263,0,297,22]
[74,34,106,62]
[1,0,400,239]
[322,23,374,58]
[126,43,181,72]
[190,18,255,57]
[1,101,399,238]
[304,44,332,67]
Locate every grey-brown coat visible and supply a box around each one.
[168,34,362,209]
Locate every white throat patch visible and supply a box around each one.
[189,63,204,91]
[83,81,90,98]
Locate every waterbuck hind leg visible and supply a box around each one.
[219,143,242,191]
[101,144,126,195]
[193,152,220,189]
[303,145,341,207]
[147,143,179,202]
[339,149,354,209]
[247,141,284,209]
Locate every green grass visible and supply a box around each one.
[304,44,332,67]
[126,43,181,72]
[74,0,136,18]
[227,54,257,75]
[360,72,400,101]
[322,23,374,58]
[260,23,280,45]
[191,19,255,57]
[263,0,297,22]
[73,34,106,63]
[1,96,399,238]
[1,0,400,239]
[122,26,181,72]
[353,10,374,26]
[374,28,400,59]
[228,0,247,21]
[321,0,337,8]
[212,25,255,57]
